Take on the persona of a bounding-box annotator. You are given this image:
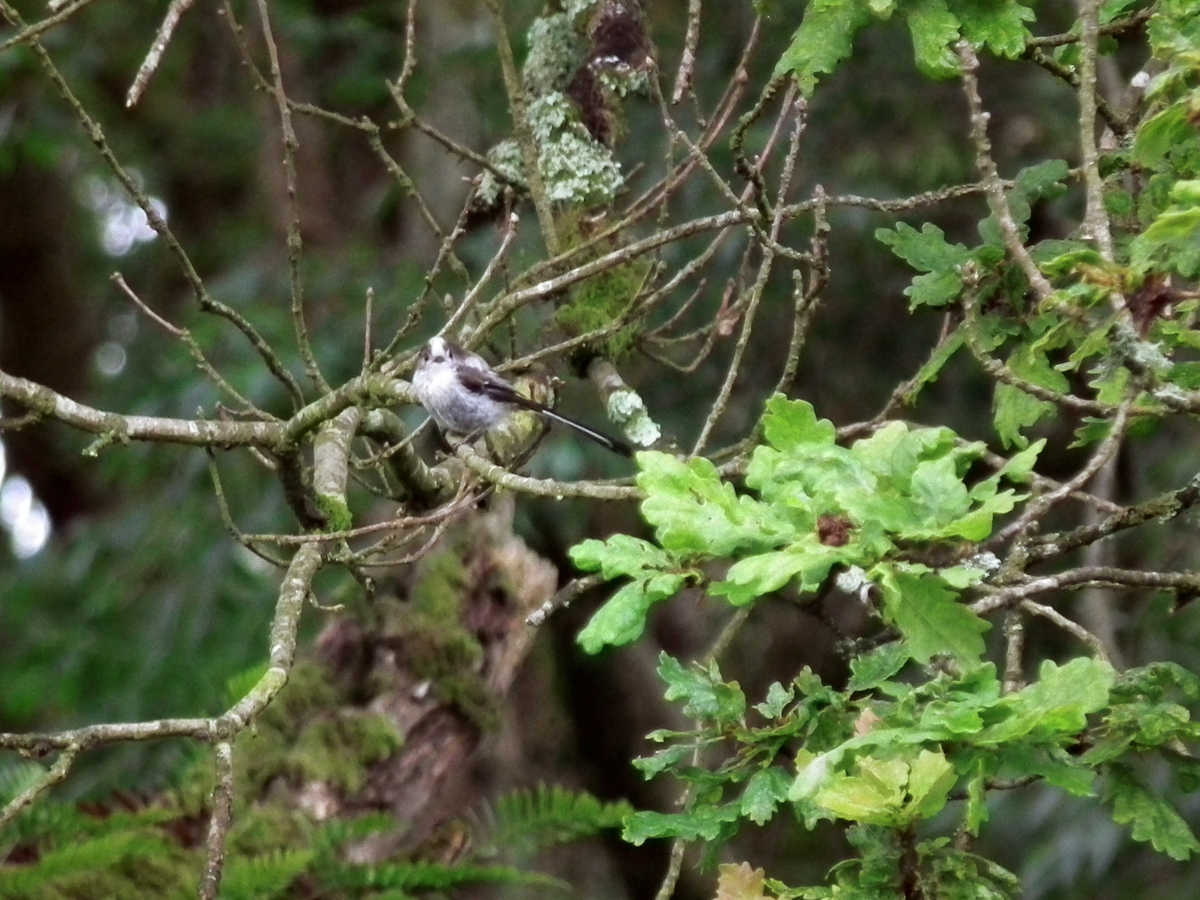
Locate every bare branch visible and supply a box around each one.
[455,443,639,501]
[0,747,77,830]
[972,566,1200,616]
[956,40,1054,303]
[1021,599,1111,665]
[0,369,283,447]
[483,0,559,253]
[1077,0,1116,259]
[0,0,99,52]
[254,0,328,394]
[126,0,197,107]
[987,393,1133,552]
[111,273,260,413]
[197,742,235,900]
[671,0,702,104]
[526,573,608,627]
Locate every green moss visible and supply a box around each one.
[375,544,497,729]
[554,216,650,359]
[229,804,310,858]
[313,493,353,533]
[289,713,403,793]
[235,662,403,801]
[408,542,471,620]
[258,662,342,739]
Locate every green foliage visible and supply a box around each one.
[1130,180,1200,277]
[774,0,872,95]
[613,644,1200,896]
[867,0,1200,457]
[318,858,564,894]
[575,396,1035,657]
[554,213,651,359]
[775,0,1036,94]
[0,781,607,899]
[875,222,973,309]
[571,391,1200,894]
[477,783,634,856]
[0,805,192,900]
[879,150,1200,449]
[6,0,1200,896]
[222,850,315,900]
[875,160,1070,308]
[1103,764,1200,860]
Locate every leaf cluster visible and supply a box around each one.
[574,396,1037,663]
[568,391,1200,893]
[615,648,1200,897]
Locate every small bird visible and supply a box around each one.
[412,336,632,456]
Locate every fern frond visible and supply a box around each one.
[0,829,172,894]
[311,811,396,856]
[321,859,564,893]
[1,795,84,856]
[221,849,315,900]
[476,783,634,856]
[0,761,49,807]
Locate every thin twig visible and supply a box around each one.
[126,0,197,107]
[1024,470,1200,566]
[240,497,477,545]
[456,444,639,501]
[1026,47,1125,136]
[395,0,418,95]
[1021,599,1112,666]
[526,573,608,627]
[0,747,77,830]
[972,566,1200,617]
[363,287,375,372]
[956,41,1054,302]
[206,451,291,569]
[770,184,828,399]
[439,212,521,341]
[111,273,261,413]
[254,0,328,394]
[1023,8,1152,48]
[692,88,803,456]
[1002,610,1025,693]
[671,0,702,104]
[0,0,99,51]
[987,393,1133,551]
[483,0,559,253]
[961,292,1139,417]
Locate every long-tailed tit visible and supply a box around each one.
[412,336,632,456]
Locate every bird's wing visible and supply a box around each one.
[457,363,631,456]
[456,365,549,411]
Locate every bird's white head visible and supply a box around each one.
[422,336,451,365]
